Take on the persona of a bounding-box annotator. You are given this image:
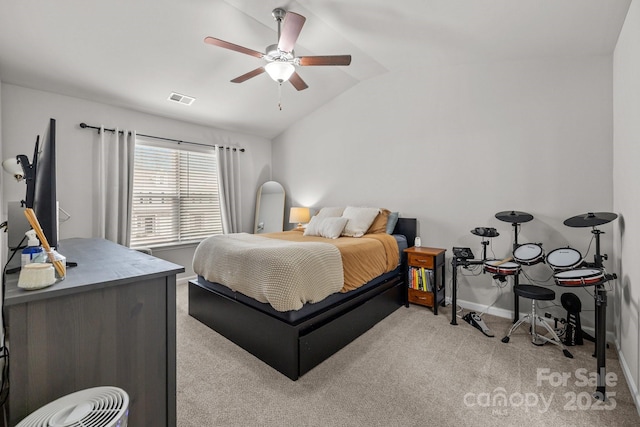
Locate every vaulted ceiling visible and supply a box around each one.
[0,0,631,138]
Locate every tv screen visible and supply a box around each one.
[33,118,58,249]
[20,136,38,210]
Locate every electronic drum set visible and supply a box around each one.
[480,210,616,289]
[451,209,618,400]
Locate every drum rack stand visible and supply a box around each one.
[591,227,616,400]
[450,237,522,327]
[450,243,486,326]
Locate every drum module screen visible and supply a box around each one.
[453,247,474,259]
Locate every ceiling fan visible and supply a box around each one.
[204,8,352,91]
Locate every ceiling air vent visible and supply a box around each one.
[168,92,195,106]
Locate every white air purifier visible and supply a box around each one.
[17,386,129,427]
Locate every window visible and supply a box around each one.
[130,139,223,248]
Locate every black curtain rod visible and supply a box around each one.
[79,123,245,152]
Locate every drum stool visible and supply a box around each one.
[501,285,573,358]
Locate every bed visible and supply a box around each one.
[188,216,416,380]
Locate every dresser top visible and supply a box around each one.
[5,238,184,305]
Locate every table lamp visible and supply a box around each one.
[289,207,310,231]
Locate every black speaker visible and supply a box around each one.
[561,292,582,312]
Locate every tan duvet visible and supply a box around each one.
[263,231,399,292]
[192,230,399,312]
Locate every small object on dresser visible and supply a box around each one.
[415,236,421,247]
[23,208,66,279]
[46,249,67,279]
[21,229,44,266]
[18,263,56,290]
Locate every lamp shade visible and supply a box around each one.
[265,61,295,83]
[289,207,311,225]
[2,158,24,181]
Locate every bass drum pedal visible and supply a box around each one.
[463,311,494,337]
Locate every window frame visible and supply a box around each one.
[129,137,223,249]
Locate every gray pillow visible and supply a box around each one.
[386,212,399,234]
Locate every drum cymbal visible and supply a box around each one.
[563,212,618,228]
[495,210,534,224]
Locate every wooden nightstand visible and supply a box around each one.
[404,246,446,314]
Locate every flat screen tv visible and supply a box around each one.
[32,118,58,249]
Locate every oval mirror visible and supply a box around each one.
[254,181,285,234]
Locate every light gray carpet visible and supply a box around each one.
[176,282,639,426]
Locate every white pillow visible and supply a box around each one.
[341,207,381,237]
[304,216,348,239]
[315,207,344,218]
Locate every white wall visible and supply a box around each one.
[273,56,614,328]
[0,76,4,337]
[1,83,273,279]
[0,78,3,242]
[613,0,640,410]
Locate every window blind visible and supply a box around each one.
[130,141,223,248]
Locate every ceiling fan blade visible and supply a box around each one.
[231,67,265,83]
[204,36,264,58]
[288,72,308,91]
[277,12,306,53]
[298,55,352,66]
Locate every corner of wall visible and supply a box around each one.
[612,0,640,415]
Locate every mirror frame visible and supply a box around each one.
[254,181,285,234]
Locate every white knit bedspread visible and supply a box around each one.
[192,233,344,312]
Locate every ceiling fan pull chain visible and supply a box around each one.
[278,82,283,110]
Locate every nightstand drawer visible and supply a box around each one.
[408,288,434,307]
[408,253,434,269]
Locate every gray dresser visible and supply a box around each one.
[4,238,184,426]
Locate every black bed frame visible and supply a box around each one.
[188,218,417,380]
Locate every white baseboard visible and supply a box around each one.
[178,275,196,286]
[615,340,640,417]
[449,297,516,320]
[447,297,617,344]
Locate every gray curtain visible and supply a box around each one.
[216,145,242,233]
[96,126,135,245]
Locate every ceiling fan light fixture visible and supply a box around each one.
[265,61,295,83]
[204,8,350,91]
